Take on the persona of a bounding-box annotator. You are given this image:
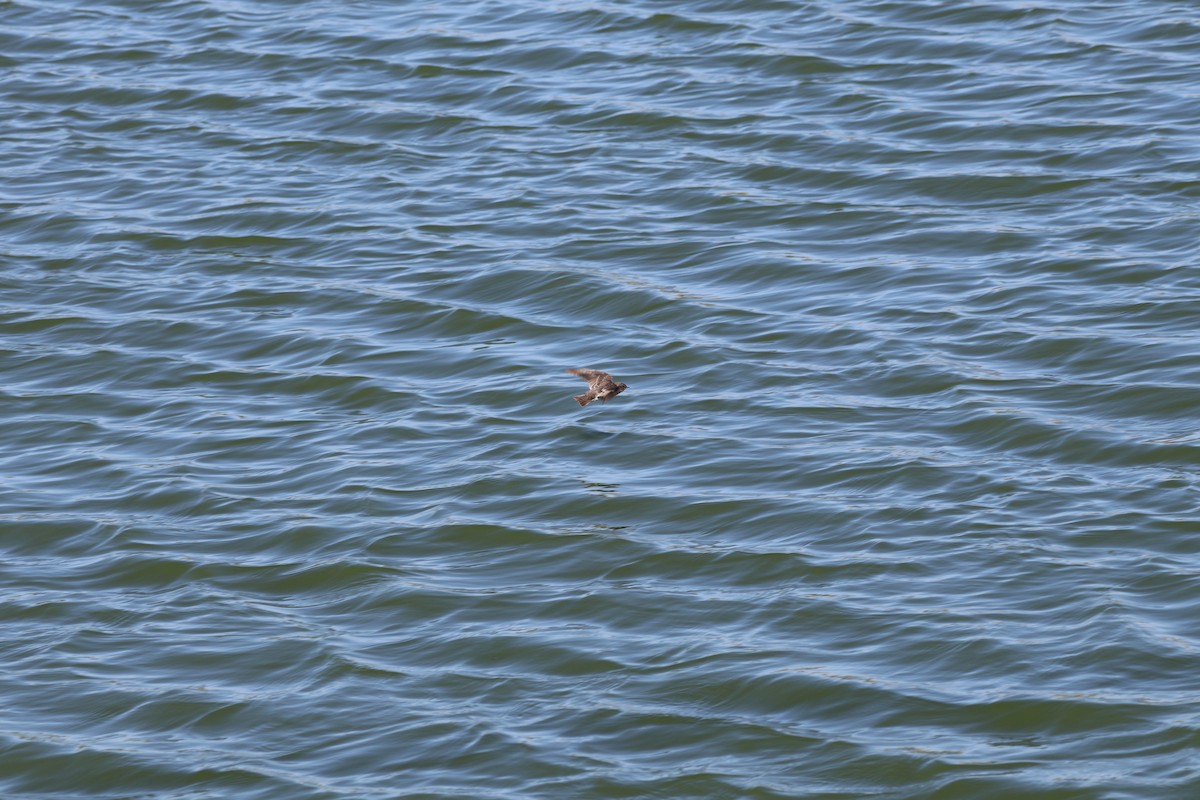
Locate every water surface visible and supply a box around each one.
[2,0,1199,797]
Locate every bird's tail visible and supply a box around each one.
[573,393,591,406]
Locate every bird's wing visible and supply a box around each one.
[566,368,609,382]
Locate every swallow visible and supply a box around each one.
[566,368,628,407]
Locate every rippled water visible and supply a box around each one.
[3,0,1199,797]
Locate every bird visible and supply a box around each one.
[566,368,628,407]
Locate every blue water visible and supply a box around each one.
[2,1,1199,797]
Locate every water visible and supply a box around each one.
[3,0,1199,797]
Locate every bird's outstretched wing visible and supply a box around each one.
[566,368,609,382]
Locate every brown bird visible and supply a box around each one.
[566,368,628,407]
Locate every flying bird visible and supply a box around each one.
[566,368,628,407]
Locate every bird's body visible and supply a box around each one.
[566,368,628,407]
